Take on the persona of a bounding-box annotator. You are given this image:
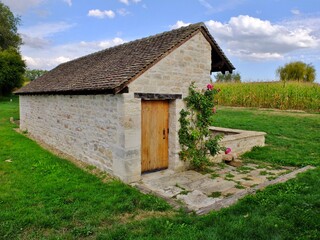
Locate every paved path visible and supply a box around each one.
[132,163,315,215]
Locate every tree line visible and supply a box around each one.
[214,62,316,83]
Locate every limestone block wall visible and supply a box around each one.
[129,32,212,96]
[124,31,212,174]
[19,31,213,183]
[19,94,126,177]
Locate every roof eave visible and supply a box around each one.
[15,87,129,96]
[198,26,235,74]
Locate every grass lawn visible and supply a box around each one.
[0,97,319,239]
[212,107,320,167]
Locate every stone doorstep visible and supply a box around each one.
[132,166,315,215]
[141,170,207,191]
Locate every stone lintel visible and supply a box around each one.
[134,92,182,100]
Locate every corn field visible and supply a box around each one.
[214,81,320,112]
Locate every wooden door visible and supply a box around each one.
[141,100,169,173]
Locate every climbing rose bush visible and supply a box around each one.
[207,83,213,90]
[179,82,224,170]
[225,147,232,154]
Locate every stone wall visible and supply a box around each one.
[19,94,125,176]
[19,31,213,183]
[122,31,212,177]
[209,127,266,162]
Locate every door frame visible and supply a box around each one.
[134,93,182,174]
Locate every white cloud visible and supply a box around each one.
[199,0,245,14]
[198,0,213,10]
[19,22,75,49]
[88,9,115,19]
[119,0,129,5]
[291,9,300,15]
[79,38,126,49]
[119,0,142,5]
[20,22,75,38]
[98,38,126,48]
[1,0,44,13]
[231,51,283,60]
[21,38,126,69]
[205,15,319,61]
[63,0,72,7]
[170,20,191,30]
[55,56,71,64]
[23,56,71,69]
[117,8,130,16]
[21,34,51,49]
[2,0,72,13]
[281,16,320,36]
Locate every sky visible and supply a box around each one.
[2,0,320,82]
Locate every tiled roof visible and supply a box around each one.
[16,22,234,95]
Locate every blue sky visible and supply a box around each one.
[2,0,320,82]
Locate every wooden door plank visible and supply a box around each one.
[141,100,169,172]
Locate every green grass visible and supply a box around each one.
[212,107,320,167]
[215,81,320,112]
[0,97,171,239]
[0,97,319,239]
[209,192,222,198]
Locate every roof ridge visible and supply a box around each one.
[58,22,205,68]
[16,21,234,95]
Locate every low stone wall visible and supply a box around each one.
[209,127,266,162]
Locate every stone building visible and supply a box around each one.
[16,23,234,183]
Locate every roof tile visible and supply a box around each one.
[16,22,234,95]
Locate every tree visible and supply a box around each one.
[0,2,22,50]
[214,72,241,83]
[24,69,48,81]
[276,61,316,83]
[0,48,25,95]
[0,2,25,95]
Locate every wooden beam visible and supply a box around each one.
[134,93,182,100]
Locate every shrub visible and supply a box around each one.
[178,82,223,170]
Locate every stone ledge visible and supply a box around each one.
[209,126,266,141]
[209,126,267,162]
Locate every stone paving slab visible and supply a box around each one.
[132,163,315,214]
[177,190,221,210]
[140,170,208,198]
[197,165,315,215]
[200,180,236,195]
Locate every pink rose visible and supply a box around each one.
[225,148,231,154]
[207,84,213,90]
